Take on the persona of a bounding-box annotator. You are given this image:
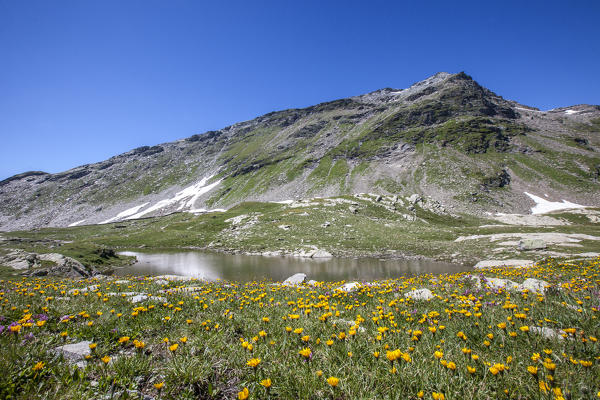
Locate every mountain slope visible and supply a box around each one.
[1,72,599,231]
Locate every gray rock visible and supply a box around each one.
[407,194,422,205]
[54,341,92,362]
[519,239,547,251]
[473,259,534,269]
[311,249,332,258]
[349,206,358,214]
[154,279,169,285]
[404,288,434,300]
[483,277,519,291]
[283,273,306,285]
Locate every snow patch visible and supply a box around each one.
[100,176,221,223]
[68,219,86,227]
[125,176,221,220]
[101,203,150,224]
[524,192,585,214]
[565,109,581,115]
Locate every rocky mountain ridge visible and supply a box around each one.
[1,71,599,231]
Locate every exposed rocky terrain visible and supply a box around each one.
[1,71,599,231]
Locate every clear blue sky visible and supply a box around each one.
[1,0,599,180]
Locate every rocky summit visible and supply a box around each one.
[1,71,599,231]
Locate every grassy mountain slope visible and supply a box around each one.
[1,72,599,231]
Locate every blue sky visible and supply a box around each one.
[1,0,599,180]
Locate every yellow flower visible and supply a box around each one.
[247,358,261,368]
[326,376,339,387]
[101,356,111,364]
[238,387,249,400]
[434,351,443,359]
[447,361,456,370]
[467,366,476,374]
[118,336,130,344]
[260,378,272,388]
[299,348,312,359]
[519,326,529,332]
[417,390,424,398]
[180,336,188,343]
[89,343,97,350]
[153,382,164,390]
[432,392,445,400]
[32,361,45,371]
[169,343,179,352]
[527,365,538,375]
[316,370,323,377]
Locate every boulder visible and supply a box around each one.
[404,288,434,301]
[519,239,547,251]
[311,249,332,258]
[336,282,360,292]
[283,273,306,285]
[518,278,550,293]
[53,341,92,363]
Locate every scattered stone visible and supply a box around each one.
[473,259,534,269]
[529,326,566,340]
[482,277,519,291]
[349,206,358,214]
[321,221,331,228]
[404,288,434,301]
[519,239,547,251]
[153,275,195,282]
[278,224,291,230]
[283,273,306,285]
[154,279,169,286]
[68,285,99,295]
[113,280,130,285]
[331,319,366,332]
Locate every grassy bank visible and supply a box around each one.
[0,258,598,399]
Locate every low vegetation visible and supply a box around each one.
[0,258,598,399]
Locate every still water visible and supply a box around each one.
[115,251,470,282]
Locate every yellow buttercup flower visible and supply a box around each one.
[327,376,339,387]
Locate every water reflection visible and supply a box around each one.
[116,251,470,282]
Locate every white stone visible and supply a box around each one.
[518,278,550,293]
[283,273,306,285]
[529,326,566,340]
[336,282,360,292]
[404,288,434,301]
